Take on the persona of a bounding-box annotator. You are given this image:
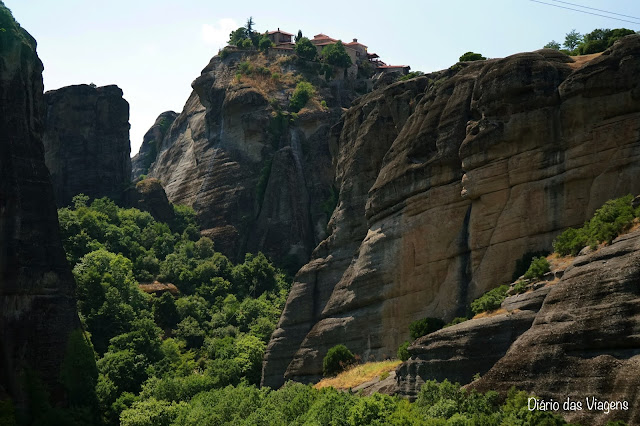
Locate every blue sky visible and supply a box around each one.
[5,0,640,156]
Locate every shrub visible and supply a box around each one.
[523,256,550,280]
[553,227,588,256]
[397,341,410,361]
[512,281,527,295]
[470,285,509,315]
[512,250,549,281]
[321,40,352,68]
[443,317,468,328]
[409,317,445,340]
[238,61,253,75]
[459,51,486,62]
[323,344,355,377]
[289,81,315,112]
[399,71,424,81]
[553,195,636,256]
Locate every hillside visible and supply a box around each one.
[263,34,640,400]
[137,50,365,272]
[5,1,640,422]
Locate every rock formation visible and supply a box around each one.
[145,52,345,269]
[43,84,131,207]
[468,229,640,425]
[123,177,175,224]
[131,110,177,179]
[0,3,79,416]
[262,35,640,388]
[396,285,551,399]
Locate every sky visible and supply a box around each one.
[5,0,640,156]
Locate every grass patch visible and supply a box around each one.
[314,360,402,390]
[473,308,508,319]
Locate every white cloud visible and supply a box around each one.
[201,18,238,47]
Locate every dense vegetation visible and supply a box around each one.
[470,285,509,316]
[55,194,291,425]
[553,195,638,256]
[117,379,569,425]
[544,27,636,55]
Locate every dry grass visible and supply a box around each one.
[231,53,300,99]
[567,52,602,70]
[548,252,573,270]
[472,308,508,320]
[314,360,401,390]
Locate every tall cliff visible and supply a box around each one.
[43,84,131,207]
[0,3,79,416]
[262,35,640,388]
[131,110,177,179]
[145,51,350,269]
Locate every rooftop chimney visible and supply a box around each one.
[353,38,357,42]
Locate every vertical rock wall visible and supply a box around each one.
[263,36,640,387]
[43,84,131,207]
[0,3,78,414]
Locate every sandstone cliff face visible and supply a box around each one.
[147,52,341,269]
[131,111,177,179]
[124,177,175,224]
[262,35,640,388]
[469,230,640,425]
[0,4,78,413]
[43,84,131,207]
[396,284,551,399]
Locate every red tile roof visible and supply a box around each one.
[313,34,337,42]
[345,41,367,48]
[268,29,294,36]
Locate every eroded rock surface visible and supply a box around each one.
[43,84,131,206]
[471,230,640,425]
[263,35,640,387]
[132,111,177,179]
[124,177,175,224]
[0,5,78,415]
[147,52,341,269]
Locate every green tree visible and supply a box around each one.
[544,40,561,50]
[153,292,179,329]
[459,51,486,62]
[563,29,582,51]
[295,29,303,42]
[578,28,635,55]
[232,252,277,298]
[258,36,274,53]
[323,344,355,377]
[228,27,248,45]
[120,398,187,426]
[295,37,316,61]
[321,41,352,68]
